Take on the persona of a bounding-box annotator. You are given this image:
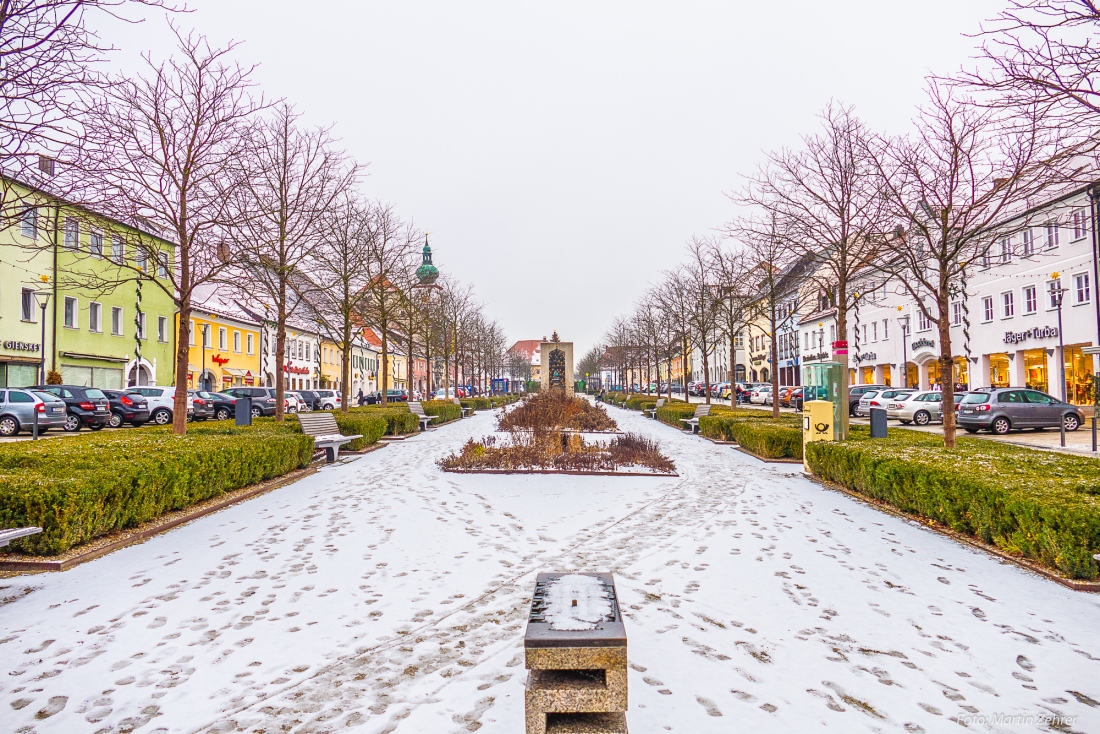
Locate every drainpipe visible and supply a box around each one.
[51,203,60,374]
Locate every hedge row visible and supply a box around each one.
[0,421,314,555]
[346,406,420,434]
[460,397,491,412]
[324,412,388,450]
[654,401,735,426]
[699,412,803,459]
[805,427,1100,579]
[423,400,463,423]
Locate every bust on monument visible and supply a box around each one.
[539,332,574,396]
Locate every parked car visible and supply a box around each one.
[193,390,238,420]
[886,390,949,425]
[718,383,734,400]
[223,387,280,417]
[0,388,68,436]
[386,389,409,402]
[848,384,890,416]
[783,386,803,409]
[33,384,112,431]
[957,388,1084,434]
[796,385,830,410]
[186,389,217,421]
[750,384,772,404]
[433,388,458,400]
[102,389,151,428]
[128,386,195,425]
[777,386,798,408]
[313,389,341,410]
[290,390,320,411]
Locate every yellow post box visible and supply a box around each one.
[802,400,835,470]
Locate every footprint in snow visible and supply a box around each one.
[696,696,722,716]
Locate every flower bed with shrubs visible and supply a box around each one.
[0,421,314,556]
[805,427,1100,580]
[499,391,618,433]
[440,431,676,475]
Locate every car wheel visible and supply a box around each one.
[108,412,124,429]
[216,408,231,420]
[0,416,19,437]
[251,406,262,418]
[63,414,81,432]
[914,410,931,426]
[900,420,912,425]
[1064,414,1081,432]
[991,416,1011,435]
[89,424,106,431]
[152,408,172,425]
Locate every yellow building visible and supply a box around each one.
[179,293,262,390]
[319,339,343,390]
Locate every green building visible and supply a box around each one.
[2,177,178,388]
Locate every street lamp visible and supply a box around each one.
[201,323,211,391]
[896,306,911,388]
[33,289,51,384]
[1049,273,1069,402]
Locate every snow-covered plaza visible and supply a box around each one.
[3,407,1100,733]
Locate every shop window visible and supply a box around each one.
[1046,223,1059,248]
[111,307,123,336]
[982,296,993,322]
[158,316,168,343]
[953,357,969,390]
[882,364,892,386]
[1075,273,1091,304]
[89,230,103,258]
[1022,228,1034,256]
[989,353,1010,388]
[1024,349,1048,392]
[218,327,227,350]
[64,297,78,328]
[89,302,101,333]
[64,217,79,249]
[1002,291,1015,318]
[21,288,35,322]
[1073,208,1087,240]
[1065,345,1092,404]
[1024,286,1037,314]
[21,207,37,239]
[861,366,874,384]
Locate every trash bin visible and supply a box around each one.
[235,397,252,426]
[869,407,888,438]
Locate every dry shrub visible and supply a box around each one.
[497,391,617,433]
[439,430,675,475]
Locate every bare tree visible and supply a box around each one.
[710,242,753,398]
[683,238,722,404]
[78,28,261,435]
[231,103,357,419]
[869,82,1049,447]
[737,103,889,436]
[437,278,474,397]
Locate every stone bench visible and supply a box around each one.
[297,413,362,463]
[680,404,712,433]
[408,401,440,431]
[644,398,665,419]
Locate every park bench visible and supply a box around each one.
[452,397,473,418]
[409,401,441,430]
[0,527,42,548]
[644,398,666,419]
[680,403,712,433]
[297,412,362,463]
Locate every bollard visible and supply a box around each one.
[32,407,39,441]
[1092,417,1097,452]
[869,408,888,439]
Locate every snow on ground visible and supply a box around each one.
[3,406,1100,733]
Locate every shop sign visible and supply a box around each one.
[911,338,935,351]
[832,339,848,356]
[1003,326,1059,345]
[854,352,877,363]
[211,354,230,366]
[803,351,830,362]
[284,362,310,375]
[2,340,41,353]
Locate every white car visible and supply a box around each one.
[130,386,194,425]
[434,388,458,399]
[314,390,341,410]
[284,392,302,413]
[750,385,772,404]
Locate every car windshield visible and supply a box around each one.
[962,393,990,404]
[85,389,107,399]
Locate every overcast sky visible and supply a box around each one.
[95,0,1004,355]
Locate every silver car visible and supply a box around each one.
[0,388,68,436]
[890,390,946,425]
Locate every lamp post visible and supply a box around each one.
[1049,274,1069,402]
[201,323,210,391]
[33,290,51,385]
[896,307,911,388]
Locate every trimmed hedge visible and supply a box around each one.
[423,400,463,423]
[0,421,314,556]
[461,397,492,412]
[806,427,1100,579]
[699,412,803,459]
[325,411,388,450]
[347,405,419,435]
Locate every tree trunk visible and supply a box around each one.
[275,315,286,421]
[836,289,849,440]
[770,316,780,419]
[173,300,192,436]
[340,322,352,414]
[729,338,737,405]
[380,325,389,407]
[701,340,711,405]
[937,292,957,448]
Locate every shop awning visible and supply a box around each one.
[59,351,128,363]
[222,367,248,377]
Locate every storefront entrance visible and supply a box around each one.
[861,366,874,384]
[925,360,940,389]
[905,362,918,389]
[989,353,1010,388]
[1063,344,1093,405]
[1023,349,1048,392]
[882,364,892,386]
[953,357,969,390]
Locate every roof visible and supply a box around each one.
[509,340,542,356]
[190,283,261,327]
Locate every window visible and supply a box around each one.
[1073,208,1087,240]
[135,246,148,272]
[1048,279,1062,309]
[158,316,167,343]
[218,327,227,350]
[89,302,102,332]
[882,319,888,340]
[21,288,35,322]
[1022,228,1034,256]
[918,310,932,332]
[189,319,196,346]
[305,343,311,361]
[63,297,78,328]
[1002,291,1015,318]
[233,331,241,352]
[89,230,103,258]
[64,217,79,249]
[112,236,125,263]
[1000,237,1011,263]
[136,312,146,339]
[1075,273,1091,304]
[1046,223,1059,248]
[982,296,994,322]
[952,302,963,325]
[982,250,992,268]
[871,322,878,342]
[861,324,867,344]
[247,333,254,354]
[1024,286,1037,314]
[298,341,304,360]
[829,324,836,343]
[111,306,123,335]
[21,207,37,239]
[203,325,212,349]
[157,252,168,279]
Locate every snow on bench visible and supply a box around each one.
[645,398,665,419]
[297,413,362,463]
[680,404,712,433]
[0,527,42,548]
[408,401,441,430]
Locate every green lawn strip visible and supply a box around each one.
[0,421,314,556]
[806,426,1100,579]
